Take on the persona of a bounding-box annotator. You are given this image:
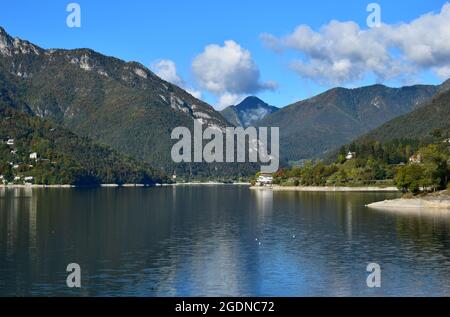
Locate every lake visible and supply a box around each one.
[1,185,450,296]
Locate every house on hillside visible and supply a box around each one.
[409,154,423,164]
[29,152,38,160]
[6,139,14,146]
[346,151,356,160]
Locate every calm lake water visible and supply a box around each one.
[0,185,450,296]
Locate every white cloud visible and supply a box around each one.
[151,59,183,85]
[185,88,202,99]
[385,4,450,67]
[383,3,450,79]
[435,66,450,80]
[262,3,450,84]
[192,40,276,108]
[217,93,244,110]
[151,59,202,99]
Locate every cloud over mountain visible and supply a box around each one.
[151,59,183,85]
[151,59,202,99]
[262,3,450,84]
[192,40,277,109]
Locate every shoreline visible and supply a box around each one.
[250,185,400,192]
[0,182,251,189]
[172,182,251,186]
[0,184,75,188]
[367,195,450,210]
[367,198,450,209]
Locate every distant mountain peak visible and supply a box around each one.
[240,95,266,103]
[235,96,271,110]
[220,96,279,127]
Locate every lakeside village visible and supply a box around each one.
[0,138,41,185]
[254,137,450,195]
[255,152,360,186]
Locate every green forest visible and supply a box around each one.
[267,131,450,194]
[0,104,168,186]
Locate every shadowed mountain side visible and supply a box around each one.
[258,82,448,162]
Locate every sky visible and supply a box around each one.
[1,0,449,109]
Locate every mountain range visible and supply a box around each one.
[1,25,449,179]
[258,82,450,162]
[354,87,450,144]
[0,26,256,179]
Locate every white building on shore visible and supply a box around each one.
[24,176,34,185]
[256,174,273,186]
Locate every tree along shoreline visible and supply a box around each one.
[255,139,449,195]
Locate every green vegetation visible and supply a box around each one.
[0,26,258,179]
[269,138,449,193]
[354,88,450,144]
[0,104,168,186]
[1,27,449,182]
[257,83,447,162]
[395,144,449,193]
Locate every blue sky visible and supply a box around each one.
[1,0,449,108]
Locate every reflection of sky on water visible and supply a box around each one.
[254,189,273,217]
[0,187,450,296]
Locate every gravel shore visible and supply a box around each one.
[367,190,450,209]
